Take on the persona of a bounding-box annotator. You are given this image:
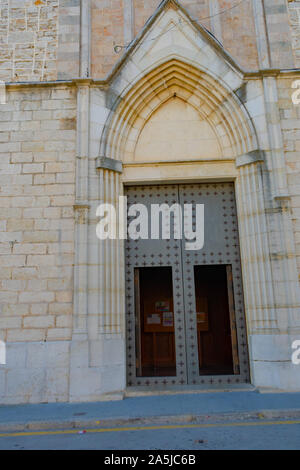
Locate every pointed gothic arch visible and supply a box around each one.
[100,59,259,164]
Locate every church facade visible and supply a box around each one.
[0,0,300,404]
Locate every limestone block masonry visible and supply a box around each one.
[0,0,59,82]
[0,85,76,403]
[0,0,299,404]
[288,0,300,67]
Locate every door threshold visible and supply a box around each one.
[125,383,256,398]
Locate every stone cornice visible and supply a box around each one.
[4,68,300,91]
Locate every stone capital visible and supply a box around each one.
[96,156,123,174]
[236,150,265,168]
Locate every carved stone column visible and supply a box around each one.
[236,152,277,334]
[70,131,126,400]
[96,162,125,337]
[86,157,126,396]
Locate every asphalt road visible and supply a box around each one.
[0,419,299,450]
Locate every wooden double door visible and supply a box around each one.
[125,183,250,387]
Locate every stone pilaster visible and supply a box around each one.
[80,0,91,77]
[57,0,81,79]
[123,0,135,46]
[208,0,223,44]
[72,84,90,339]
[69,83,93,401]
[262,0,294,69]
[251,0,271,69]
[287,0,300,67]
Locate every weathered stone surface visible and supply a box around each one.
[0,0,59,82]
[0,86,76,369]
[288,0,300,67]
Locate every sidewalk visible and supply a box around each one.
[0,388,300,432]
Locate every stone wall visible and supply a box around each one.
[0,0,59,82]
[278,75,300,277]
[90,0,300,76]
[264,0,294,69]
[0,84,76,403]
[90,0,260,78]
[0,0,81,83]
[288,0,300,67]
[285,1,300,276]
[215,0,258,69]
[180,0,259,70]
[91,0,125,78]
[57,0,80,79]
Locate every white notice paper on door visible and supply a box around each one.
[147,314,161,325]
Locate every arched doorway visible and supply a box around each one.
[98,59,257,387]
